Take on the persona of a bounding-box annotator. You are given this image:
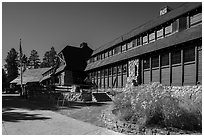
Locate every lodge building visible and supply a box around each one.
[85,3,202,89]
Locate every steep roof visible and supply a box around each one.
[10,67,50,85]
[91,2,201,56]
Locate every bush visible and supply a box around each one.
[112,82,202,131]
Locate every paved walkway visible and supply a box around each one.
[2,94,122,135]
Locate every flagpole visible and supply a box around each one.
[20,38,23,97]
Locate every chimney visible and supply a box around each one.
[160,6,172,16]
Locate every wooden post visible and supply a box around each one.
[169,52,172,86]
[195,45,198,85]
[159,54,161,83]
[181,48,184,86]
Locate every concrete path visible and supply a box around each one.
[2,95,122,135]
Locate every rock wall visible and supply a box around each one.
[126,59,139,88]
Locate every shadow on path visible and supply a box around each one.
[2,111,51,122]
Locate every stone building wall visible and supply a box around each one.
[126,59,139,87]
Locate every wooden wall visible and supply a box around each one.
[141,39,201,86]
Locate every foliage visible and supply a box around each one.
[4,48,19,82]
[2,68,8,90]
[40,46,57,68]
[113,82,202,131]
[28,49,41,68]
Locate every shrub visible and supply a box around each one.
[112,82,202,131]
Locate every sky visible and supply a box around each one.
[2,2,186,65]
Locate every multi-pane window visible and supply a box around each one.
[161,53,169,66]
[113,66,117,75]
[118,65,122,74]
[151,56,159,68]
[109,50,112,57]
[190,10,202,26]
[157,28,163,39]
[108,68,112,76]
[127,41,133,49]
[101,69,104,76]
[132,39,136,47]
[104,68,108,76]
[105,52,108,58]
[143,58,150,69]
[143,35,148,45]
[122,64,127,74]
[165,23,172,36]
[122,44,126,52]
[172,50,181,65]
[184,46,195,63]
[172,19,178,33]
[149,32,155,42]
[137,37,141,46]
[97,71,100,77]
[114,46,121,54]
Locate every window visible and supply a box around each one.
[101,70,104,76]
[122,64,127,74]
[143,58,150,69]
[190,12,202,26]
[143,35,148,45]
[172,19,178,33]
[161,53,169,66]
[97,71,100,77]
[122,44,126,52]
[105,52,108,58]
[132,39,136,47]
[94,56,97,62]
[127,41,133,49]
[179,16,187,31]
[172,50,181,65]
[165,23,172,36]
[114,46,121,54]
[108,68,112,76]
[109,50,112,57]
[118,65,122,74]
[152,56,159,68]
[149,32,155,42]
[101,53,104,59]
[97,54,101,60]
[113,66,117,75]
[157,28,163,39]
[184,46,195,63]
[108,68,112,75]
[104,69,108,76]
[137,37,141,46]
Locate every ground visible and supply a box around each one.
[2,94,118,135]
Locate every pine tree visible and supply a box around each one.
[40,46,57,68]
[2,68,8,91]
[5,48,19,82]
[28,50,40,69]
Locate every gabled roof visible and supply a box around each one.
[10,68,50,85]
[92,2,201,56]
[85,24,201,71]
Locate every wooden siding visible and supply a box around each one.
[123,74,127,87]
[109,77,112,88]
[172,65,182,86]
[152,69,160,82]
[161,67,170,85]
[118,75,122,88]
[198,47,202,84]
[144,70,150,84]
[184,63,196,85]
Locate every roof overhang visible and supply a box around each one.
[85,24,202,71]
